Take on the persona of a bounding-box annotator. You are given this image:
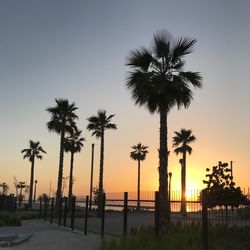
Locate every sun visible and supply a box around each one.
[185,183,200,201]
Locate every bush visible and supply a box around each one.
[101,225,202,250]
[0,212,21,226]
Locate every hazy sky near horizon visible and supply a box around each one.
[0,0,249,197]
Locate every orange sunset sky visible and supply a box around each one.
[0,0,249,197]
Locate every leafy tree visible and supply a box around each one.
[21,140,46,208]
[87,110,117,210]
[130,143,148,210]
[201,161,247,210]
[172,129,196,215]
[64,128,85,200]
[126,31,202,230]
[46,98,78,205]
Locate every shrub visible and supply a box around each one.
[0,212,21,226]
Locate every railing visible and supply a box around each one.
[37,190,250,250]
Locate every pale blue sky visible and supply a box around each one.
[0,0,249,195]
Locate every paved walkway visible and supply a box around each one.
[0,220,101,250]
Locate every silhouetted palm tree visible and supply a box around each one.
[64,128,85,200]
[172,129,196,215]
[126,31,202,230]
[130,143,148,210]
[87,110,117,209]
[21,140,46,208]
[46,98,78,205]
[0,182,9,195]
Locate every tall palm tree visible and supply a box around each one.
[126,31,202,231]
[130,143,148,211]
[46,98,78,205]
[21,140,46,208]
[64,128,85,200]
[172,128,196,215]
[87,110,117,209]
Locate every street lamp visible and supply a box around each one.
[89,143,95,210]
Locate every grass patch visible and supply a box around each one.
[0,212,21,226]
[101,224,202,250]
[14,208,40,220]
[101,223,250,250]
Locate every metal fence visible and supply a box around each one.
[37,189,250,250]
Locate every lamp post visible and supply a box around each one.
[33,180,38,202]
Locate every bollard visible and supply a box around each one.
[84,196,89,235]
[123,192,128,235]
[101,193,106,238]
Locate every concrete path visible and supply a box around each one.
[0,220,101,250]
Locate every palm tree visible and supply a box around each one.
[87,110,117,209]
[46,98,78,205]
[172,129,196,215]
[126,31,202,231]
[130,143,148,211]
[21,140,46,208]
[16,181,28,207]
[64,128,85,200]
[0,182,9,195]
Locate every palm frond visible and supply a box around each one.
[171,37,197,60]
[126,48,152,72]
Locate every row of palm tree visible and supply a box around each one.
[21,31,201,233]
[130,128,196,213]
[126,31,202,231]
[21,101,117,210]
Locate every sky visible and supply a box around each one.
[0,0,249,198]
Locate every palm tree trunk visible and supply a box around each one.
[56,129,65,206]
[68,151,74,201]
[137,159,141,211]
[28,157,35,208]
[159,107,170,232]
[98,129,104,211]
[183,151,187,214]
[180,153,187,215]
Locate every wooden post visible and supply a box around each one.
[50,198,54,224]
[202,200,208,250]
[84,196,89,235]
[70,196,76,230]
[101,193,106,238]
[123,192,128,235]
[154,191,159,236]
